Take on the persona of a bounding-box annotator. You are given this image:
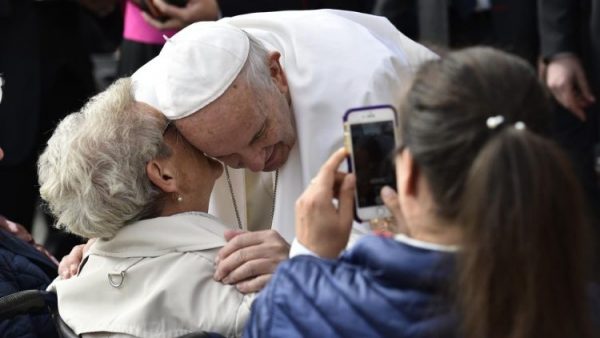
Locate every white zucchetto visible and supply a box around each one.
[132,22,250,120]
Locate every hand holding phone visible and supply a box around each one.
[295,148,356,259]
[344,105,399,222]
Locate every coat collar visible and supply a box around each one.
[88,212,230,258]
[343,235,456,291]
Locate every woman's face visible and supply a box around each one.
[163,124,223,204]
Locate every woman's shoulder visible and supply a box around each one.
[247,236,457,338]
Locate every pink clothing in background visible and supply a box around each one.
[123,1,178,45]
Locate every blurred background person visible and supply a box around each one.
[245,48,599,338]
[119,0,376,77]
[0,0,122,259]
[538,0,600,279]
[0,76,60,338]
[374,0,538,65]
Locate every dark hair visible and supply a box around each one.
[400,47,591,338]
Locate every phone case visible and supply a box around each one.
[343,104,397,223]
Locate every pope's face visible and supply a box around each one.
[175,76,296,172]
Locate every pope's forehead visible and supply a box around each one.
[174,98,262,152]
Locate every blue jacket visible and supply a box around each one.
[0,229,59,338]
[244,235,459,338]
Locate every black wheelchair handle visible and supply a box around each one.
[0,289,50,319]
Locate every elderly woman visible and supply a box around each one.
[39,78,252,338]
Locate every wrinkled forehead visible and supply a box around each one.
[175,101,261,156]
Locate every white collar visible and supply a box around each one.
[394,233,459,253]
[89,212,230,258]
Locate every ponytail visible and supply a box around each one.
[457,128,591,338]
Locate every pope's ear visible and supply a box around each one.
[267,51,288,93]
[146,159,177,193]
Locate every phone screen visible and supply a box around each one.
[350,120,396,208]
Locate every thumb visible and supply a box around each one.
[381,186,401,221]
[574,65,596,103]
[337,174,356,229]
[153,0,188,20]
[224,229,246,242]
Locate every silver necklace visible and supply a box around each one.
[224,166,279,230]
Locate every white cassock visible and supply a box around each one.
[209,10,437,242]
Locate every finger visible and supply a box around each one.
[216,231,264,263]
[381,185,410,234]
[141,11,167,29]
[59,245,84,278]
[554,85,587,121]
[223,229,246,242]
[380,186,401,219]
[69,263,78,277]
[214,245,264,281]
[220,258,278,285]
[564,92,587,121]
[235,274,272,294]
[337,173,356,228]
[156,18,184,30]
[314,148,349,189]
[153,0,188,20]
[574,67,596,104]
[0,147,4,160]
[332,172,349,197]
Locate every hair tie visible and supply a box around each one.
[486,115,505,129]
[486,116,527,131]
[514,121,526,130]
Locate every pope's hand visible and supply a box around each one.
[142,0,220,30]
[295,148,356,259]
[214,229,290,293]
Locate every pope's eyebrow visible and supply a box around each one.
[249,119,267,145]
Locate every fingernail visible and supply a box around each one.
[222,277,231,284]
[213,273,222,281]
[381,186,396,198]
[214,256,220,265]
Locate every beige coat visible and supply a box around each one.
[49,212,254,338]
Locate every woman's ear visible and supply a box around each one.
[398,149,419,198]
[268,51,288,93]
[146,159,177,193]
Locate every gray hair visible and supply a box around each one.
[239,32,275,90]
[38,78,170,239]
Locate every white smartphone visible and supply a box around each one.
[344,105,399,222]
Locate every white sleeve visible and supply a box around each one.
[288,238,318,258]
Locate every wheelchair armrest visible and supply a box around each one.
[0,289,51,319]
